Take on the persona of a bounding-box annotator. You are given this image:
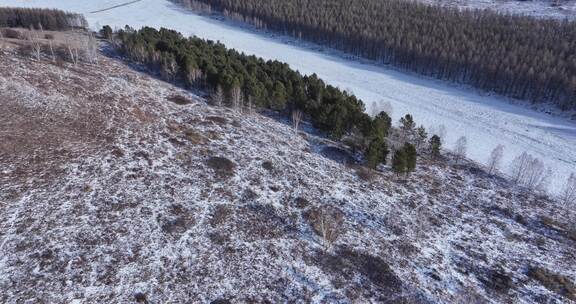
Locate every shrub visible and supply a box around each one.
[305,206,344,249]
[3,28,21,39]
[528,266,575,300]
[206,156,236,177]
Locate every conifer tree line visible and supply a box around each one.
[172,0,576,110]
[110,26,435,171]
[0,7,87,30]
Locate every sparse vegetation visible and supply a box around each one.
[306,206,344,250]
[528,266,576,301]
[206,156,236,177]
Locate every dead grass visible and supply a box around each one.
[528,266,576,301]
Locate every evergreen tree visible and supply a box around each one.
[399,114,415,142]
[430,135,442,159]
[415,125,428,149]
[404,143,417,173]
[172,0,576,111]
[392,149,407,175]
[370,111,392,139]
[366,137,389,169]
[271,81,287,110]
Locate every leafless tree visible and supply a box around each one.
[185,67,202,87]
[28,27,42,60]
[65,35,79,65]
[82,31,99,64]
[511,152,530,184]
[453,136,467,164]
[487,144,504,175]
[562,173,576,208]
[246,95,254,114]
[310,207,344,250]
[231,85,243,112]
[510,152,550,192]
[430,124,447,142]
[161,56,178,81]
[369,99,393,117]
[211,85,225,107]
[292,109,303,131]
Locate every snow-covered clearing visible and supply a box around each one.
[1,0,576,194]
[418,0,576,20]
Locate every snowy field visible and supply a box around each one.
[1,0,576,194]
[418,0,576,20]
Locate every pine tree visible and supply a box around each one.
[366,137,389,169]
[392,149,407,175]
[399,114,415,142]
[370,111,392,139]
[415,125,428,149]
[271,81,287,110]
[430,135,442,159]
[404,143,417,173]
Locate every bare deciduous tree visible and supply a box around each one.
[487,144,504,175]
[48,39,55,62]
[510,152,551,192]
[292,109,303,131]
[211,85,225,107]
[453,136,467,164]
[28,27,42,60]
[310,207,344,250]
[561,173,576,207]
[83,31,99,64]
[430,124,447,142]
[246,95,254,114]
[368,100,393,117]
[65,35,79,65]
[231,85,243,112]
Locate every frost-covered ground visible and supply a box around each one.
[417,0,576,20]
[0,45,575,303]
[1,0,575,195]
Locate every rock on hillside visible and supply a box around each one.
[0,48,575,303]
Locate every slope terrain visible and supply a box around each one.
[1,41,575,303]
[1,0,575,195]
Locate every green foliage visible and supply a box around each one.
[392,149,407,175]
[430,135,442,159]
[369,111,392,140]
[174,0,576,110]
[399,114,415,138]
[392,143,417,175]
[366,137,389,169]
[0,7,86,30]
[114,26,367,140]
[404,143,417,173]
[270,81,287,110]
[100,25,113,39]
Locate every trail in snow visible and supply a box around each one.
[88,0,141,14]
[1,0,575,194]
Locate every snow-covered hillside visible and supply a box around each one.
[0,42,575,303]
[417,0,576,20]
[1,0,575,195]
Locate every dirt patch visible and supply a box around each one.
[528,266,575,301]
[167,94,193,105]
[313,247,404,299]
[206,157,236,177]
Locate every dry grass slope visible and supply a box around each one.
[0,41,575,303]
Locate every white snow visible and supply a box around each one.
[416,0,576,20]
[1,0,575,194]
